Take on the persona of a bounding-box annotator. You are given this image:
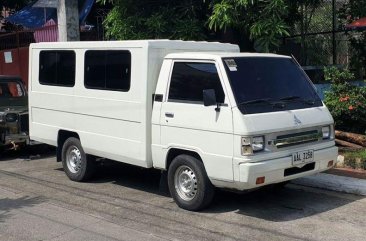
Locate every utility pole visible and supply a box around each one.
[57,0,80,41]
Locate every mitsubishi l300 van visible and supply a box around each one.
[29,40,338,211]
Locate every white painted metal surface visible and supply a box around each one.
[29,40,239,169]
[29,40,337,191]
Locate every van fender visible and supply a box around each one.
[163,145,206,170]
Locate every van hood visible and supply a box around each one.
[233,106,334,135]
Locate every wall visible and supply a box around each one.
[0,47,29,88]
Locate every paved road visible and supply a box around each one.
[0,146,365,241]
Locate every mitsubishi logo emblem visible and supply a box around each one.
[294,115,302,125]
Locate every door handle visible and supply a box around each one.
[165,112,174,118]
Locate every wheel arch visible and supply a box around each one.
[56,130,80,162]
[165,147,203,171]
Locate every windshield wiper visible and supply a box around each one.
[303,99,316,105]
[238,98,288,109]
[279,95,301,101]
[237,98,272,106]
[280,95,316,105]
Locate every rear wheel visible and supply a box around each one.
[61,137,95,182]
[168,154,214,211]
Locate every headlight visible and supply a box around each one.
[5,113,18,122]
[241,136,265,155]
[322,125,331,139]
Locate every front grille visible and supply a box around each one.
[0,128,5,143]
[19,114,29,133]
[284,162,315,176]
[5,113,18,122]
[274,130,321,148]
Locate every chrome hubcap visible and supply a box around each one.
[174,165,198,201]
[66,145,82,173]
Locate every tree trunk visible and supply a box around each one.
[335,130,366,147]
[335,139,364,149]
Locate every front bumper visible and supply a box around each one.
[232,146,338,191]
[237,147,338,190]
[1,133,29,146]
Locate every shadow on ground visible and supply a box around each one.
[0,196,45,223]
[208,186,363,222]
[70,159,364,222]
[88,159,165,196]
[0,144,55,162]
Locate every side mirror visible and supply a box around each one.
[203,89,217,106]
[203,89,220,112]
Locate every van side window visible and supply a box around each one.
[39,51,75,86]
[168,62,225,103]
[84,50,131,91]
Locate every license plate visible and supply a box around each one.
[292,150,314,166]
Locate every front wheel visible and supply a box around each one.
[61,137,95,182]
[168,155,214,211]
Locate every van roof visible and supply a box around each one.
[30,40,239,51]
[165,52,291,60]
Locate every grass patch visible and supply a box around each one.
[341,149,366,170]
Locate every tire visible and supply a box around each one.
[61,137,95,182]
[168,154,215,211]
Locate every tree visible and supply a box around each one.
[282,0,327,65]
[208,0,290,52]
[97,0,209,41]
[99,0,320,52]
[324,67,366,134]
[339,0,366,80]
[0,0,32,15]
[1,0,32,31]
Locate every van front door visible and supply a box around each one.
[160,61,234,182]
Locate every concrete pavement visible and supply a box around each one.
[1,147,366,241]
[0,187,165,241]
[292,173,366,196]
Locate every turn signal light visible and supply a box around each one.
[328,160,334,167]
[256,176,265,185]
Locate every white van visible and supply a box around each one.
[29,40,338,210]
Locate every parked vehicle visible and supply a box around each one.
[28,40,338,210]
[0,75,29,150]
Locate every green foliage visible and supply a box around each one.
[0,0,32,31]
[208,0,290,52]
[339,0,366,79]
[324,67,355,84]
[97,0,207,40]
[348,32,366,79]
[208,1,237,31]
[281,1,335,66]
[324,67,366,134]
[99,0,295,52]
[343,149,366,170]
[338,0,366,25]
[0,0,32,12]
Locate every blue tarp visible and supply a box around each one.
[6,4,56,28]
[79,0,95,23]
[6,0,95,29]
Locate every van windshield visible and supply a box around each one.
[222,57,322,114]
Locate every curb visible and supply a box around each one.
[326,168,366,180]
[291,173,366,196]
